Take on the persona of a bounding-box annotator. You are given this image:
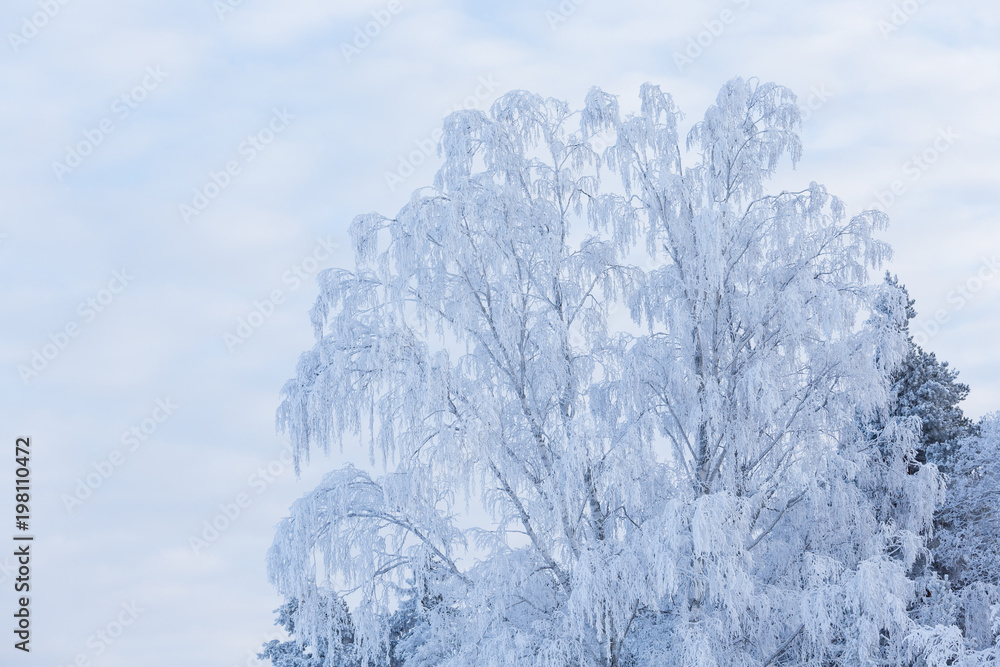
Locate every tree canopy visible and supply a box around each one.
[264,78,996,666]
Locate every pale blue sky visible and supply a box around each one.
[1,1,999,665]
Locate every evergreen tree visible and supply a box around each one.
[880,275,999,655]
[883,274,976,471]
[260,588,423,665]
[259,598,352,667]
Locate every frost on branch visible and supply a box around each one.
[267,78,963,666]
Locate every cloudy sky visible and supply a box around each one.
[1,1,998,665]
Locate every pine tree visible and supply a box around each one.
[260,596,417,666]
[879,275,999,655]
[259,598,354,667]
[882,274,976,471]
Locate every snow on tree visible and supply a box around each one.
[859,273,1000,663]
[865,276,999,655]
[259,596,416,666]
[266,78,959,666]
[880,274,976,469]
[259,599,333,666]
[931,414,1000,652]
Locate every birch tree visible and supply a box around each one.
[266,78,959,666]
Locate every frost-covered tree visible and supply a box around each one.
[865,276,997,656]
[259,596,415,666]
[933,414,1000,649]
[260,599,332,667]
[868,275,1000,657]
[267,78,957,666]
[879,275,976,471]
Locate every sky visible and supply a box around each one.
[0,1,998,665]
